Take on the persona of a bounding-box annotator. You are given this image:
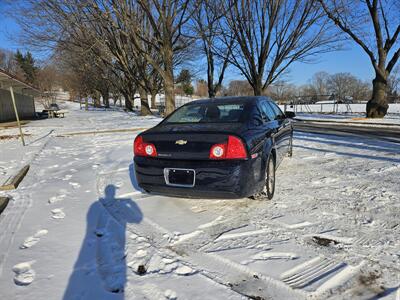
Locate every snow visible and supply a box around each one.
[280,103,400,115]
[20,229,48,249]
[174,265,195,275]
[51,208,66,219]
[0,101,399,299]
[250,252,299,261]
[12,261,36,286]
[294,112,400,126]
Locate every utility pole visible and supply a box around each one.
[9,86,25,146]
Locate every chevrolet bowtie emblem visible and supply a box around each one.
[175,140,187,145]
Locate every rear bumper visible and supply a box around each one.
[134,156,264,199]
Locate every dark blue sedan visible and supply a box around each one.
[133,96,294,199]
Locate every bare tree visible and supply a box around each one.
[387,65,400,102]
[191,0,232,97]
[220,0,338,96]
[195,79,209,97]
[318,0,400,117]
[0,48,22,75]
[13,0,157,114]
[266,80,297,104]
[56,44,114,108]
[76,0,190,114]
[309,71,330,96]
[87,2,156,115]
[327,72,370,101]
[36,63,61,108]
[224,80,253,96]
[129,0,193,115]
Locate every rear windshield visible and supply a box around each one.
[165,103,246,123]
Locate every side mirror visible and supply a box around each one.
[285,111,296,118]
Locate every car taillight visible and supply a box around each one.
[134,136,157,157]
[209,136,247,160]
[210,144,226,159]
[226,136,247,159]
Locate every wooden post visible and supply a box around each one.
[9,86,25,146]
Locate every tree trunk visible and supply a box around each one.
[164,48,175,116]
[94,94,101,108]
[138,87,152,116]
[253,78,263,96]
[366,74,388,118]
[122,91,133,111]
[151,93,157,109]
[208,86,216,98]
[207,53,216,98]
[101,89,110,108]
[208,76,216,98]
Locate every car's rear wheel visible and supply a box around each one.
[252,154,275,200]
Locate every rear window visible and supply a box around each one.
[165,103,246,123]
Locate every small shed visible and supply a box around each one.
[0,69,40,123]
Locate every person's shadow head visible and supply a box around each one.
[100,184,143,224]
[105,184,117,198]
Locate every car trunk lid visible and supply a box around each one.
[141,123,244,160]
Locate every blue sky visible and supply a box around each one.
[0,15,374,86]
[0,12,21,51]
[288,47,373,85]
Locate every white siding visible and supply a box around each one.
[0,89,36,122]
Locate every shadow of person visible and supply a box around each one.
[63,185,143,300]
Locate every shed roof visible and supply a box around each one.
[0,68,40,97]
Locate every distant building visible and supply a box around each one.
[0,69,40,122]
[154,94,198,108]
[43,86,70,102]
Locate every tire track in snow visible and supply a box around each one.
[95,160,399,299]
[95,172,306,299]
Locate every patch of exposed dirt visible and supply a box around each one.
[312,236,339,246]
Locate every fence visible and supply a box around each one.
[281,102,400,115]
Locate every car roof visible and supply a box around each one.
[185,96,271,106]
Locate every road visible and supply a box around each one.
[294,120,400,143]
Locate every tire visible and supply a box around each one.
[252,153,275,200]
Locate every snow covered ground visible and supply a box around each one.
[0,102,399,300]
[294,113,400,126]
[282,103,400,115]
